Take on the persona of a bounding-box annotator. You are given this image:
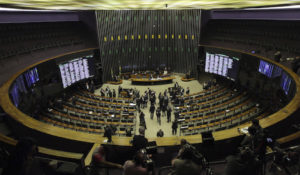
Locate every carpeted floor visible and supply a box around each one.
[96,73,212,138]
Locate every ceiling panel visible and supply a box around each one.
[0,0,300,10]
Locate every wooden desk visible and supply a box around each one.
[107,79,123,85]
[181,77,196,82]
[131,76,175,85]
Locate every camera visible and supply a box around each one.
[140,149,155,171]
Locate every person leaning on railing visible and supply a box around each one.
[89,146,123,175]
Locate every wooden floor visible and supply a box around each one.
[97,74,212,138]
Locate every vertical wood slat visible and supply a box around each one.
[95,10,201,82]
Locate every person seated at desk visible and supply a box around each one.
[163,67,168,75]
[149,74,153,80]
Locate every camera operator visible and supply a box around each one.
[123,151,149,175]
[225,147,260,175]
[171,144,203,175]
[90,146,123,175]
[240,119,277,175]
[171,139,206,175]
[269,146,300,175]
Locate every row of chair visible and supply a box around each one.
[183,86,227,103]
[180,111,269,136]
[80,90,134,102]
[179,96,252,125]
[202,20,300,56]
[179,91,248,116]
[40,108,135,136]
[75,93,136,109]
[181,84,220,99]
[180,88,233,110]
[0,22,92,61]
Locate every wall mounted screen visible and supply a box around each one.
[272,65,282,78]
[205,52,239,81]
[10,75,27,107]
[15,75,27,94]
[281,72,292,95]
[10,82,20,107]
[258,60,274,77]
[24,67,39,88]
[58,55,94,88]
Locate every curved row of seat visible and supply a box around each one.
[40,107,135,136]
[80,90,134,102]
[179,91,247,116]
[176,84,269,135]
[182,84,221,100]
[181,109,269,136]
[202,20,300,57]
[74,93,136,110]
[179,88,233,111]
[0,22,94,61]
[38,88,138,136]
[183,86,227,103]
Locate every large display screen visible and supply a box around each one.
[59,55,95,88]
[272,65,282,78]
[15,75,27,94]
[10,75,28,107]
[10,82,20,107]
[258,60,274,77]
[281,72,292,95]
[24,67,39,88]
[205,52,239,81]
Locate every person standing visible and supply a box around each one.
[112,89,116,98]
[156,107,161,125]
[104,126,113,143]
[186,87,190,95]
[136,98,141,112]
[162,103,167,117]
[149,104,155,120]
[167,106,172,123]
[139,112,146,129]
[140,96,145,109]
[90,146,123,175]
[132,127,148,151]
[150,94,156,105]
[172,120,178,135]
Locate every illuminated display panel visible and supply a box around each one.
[205,52,239,81]
[281,72,292,95]
[59,55,94,88]
[258,60,274,78]
[24,67,39,88]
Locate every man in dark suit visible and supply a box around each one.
[167,106,172,123]
[149,104,155,120]
[156,107,161,125]
[132,127,148,151]
[172,120,178,135]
